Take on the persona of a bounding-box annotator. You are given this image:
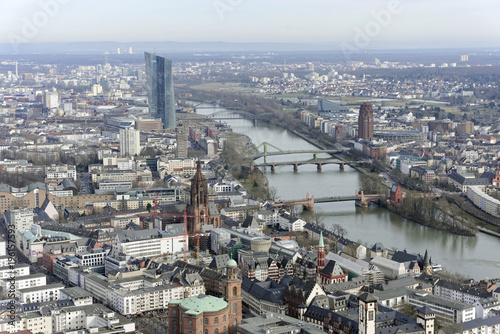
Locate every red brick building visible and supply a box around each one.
[493,170,500,187]
[42,252,61,273]
[390,184,402,206]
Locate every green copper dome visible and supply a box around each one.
[227,258,237,267]
[179,294,228,315]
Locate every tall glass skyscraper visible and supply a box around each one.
[144,52,176,129]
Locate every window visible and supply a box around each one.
[189,320,192,327]
[233,287,237,296]
[368,310,374,321]
[215,330,219,334]
[204,330,208,334]
[204,318,208,325]
[223,315,226,322]
[172,321,176,334]
[224,327,226,334]
[233,303,237,313]
[215,317,218,324]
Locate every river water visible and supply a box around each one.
[195,103,500,280]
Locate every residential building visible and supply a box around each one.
[176,129,188,159]
[108,282,184,315]
[4,208,33,232]
[435,279,491,304]
[467,186,500,218]
[60,287,93,306]
[18,283,65,303]
[460,316,500,334]
[1,273,46,298]
[119,127,141,157]
[45,164,77,181]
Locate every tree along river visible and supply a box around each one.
[195,103,500,280]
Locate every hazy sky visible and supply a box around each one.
[1,0,499,49]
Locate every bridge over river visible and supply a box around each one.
[270,191,387,210]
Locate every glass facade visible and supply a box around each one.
[145,52,176,129]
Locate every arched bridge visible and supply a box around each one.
[249,142,346,160]
[249,159,370,171]
[270,191,387,210]
[206,110,274,121]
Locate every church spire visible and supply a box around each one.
[422,249,432,275]
[317,230,325,278]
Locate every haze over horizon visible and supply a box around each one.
[1,0,500,54]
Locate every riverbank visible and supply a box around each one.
[382,201,477,237]
[186,92,498,237]
[219,132,271,200]
[188,96,500,280]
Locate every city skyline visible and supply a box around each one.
[0,0,499,52]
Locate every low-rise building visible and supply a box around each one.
[1,273,46,298]
[60,286,94,306]
[18,283,65,303]
[408,290,475,324]
[241,276,290,316]
[114,224,185,259]
[435,279,491,305]
[108,283,184,315]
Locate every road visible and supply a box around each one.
[79,172,92,194]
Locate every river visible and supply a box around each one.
[194,103,500,280]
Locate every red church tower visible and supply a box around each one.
[188,160,222,234]
[317,231,325,276]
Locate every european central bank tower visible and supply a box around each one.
[144,52,176,129]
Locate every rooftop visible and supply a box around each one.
[177,294,228,315]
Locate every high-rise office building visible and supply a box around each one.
[119,127,140,157]
[358,102,374,139]
[144,52,176,129]
[176,129,188,159]
[45,89,59,109]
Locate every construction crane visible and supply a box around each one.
[151,208,207,265]
[129,170,206,265]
